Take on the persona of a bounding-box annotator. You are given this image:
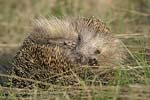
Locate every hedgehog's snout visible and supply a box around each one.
[88,57,98,66]
[80,56,99,66]
[75,53,88,65]
[74,51,99,66]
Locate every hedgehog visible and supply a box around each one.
[10,17,126,89]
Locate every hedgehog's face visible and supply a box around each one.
[75,30,125,66]
[73,30,104,66]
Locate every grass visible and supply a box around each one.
[0,0,150,99]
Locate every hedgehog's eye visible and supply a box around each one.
[94,50,101,54]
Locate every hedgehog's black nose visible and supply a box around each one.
[72,50,99,66]
[88,58,98,66]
